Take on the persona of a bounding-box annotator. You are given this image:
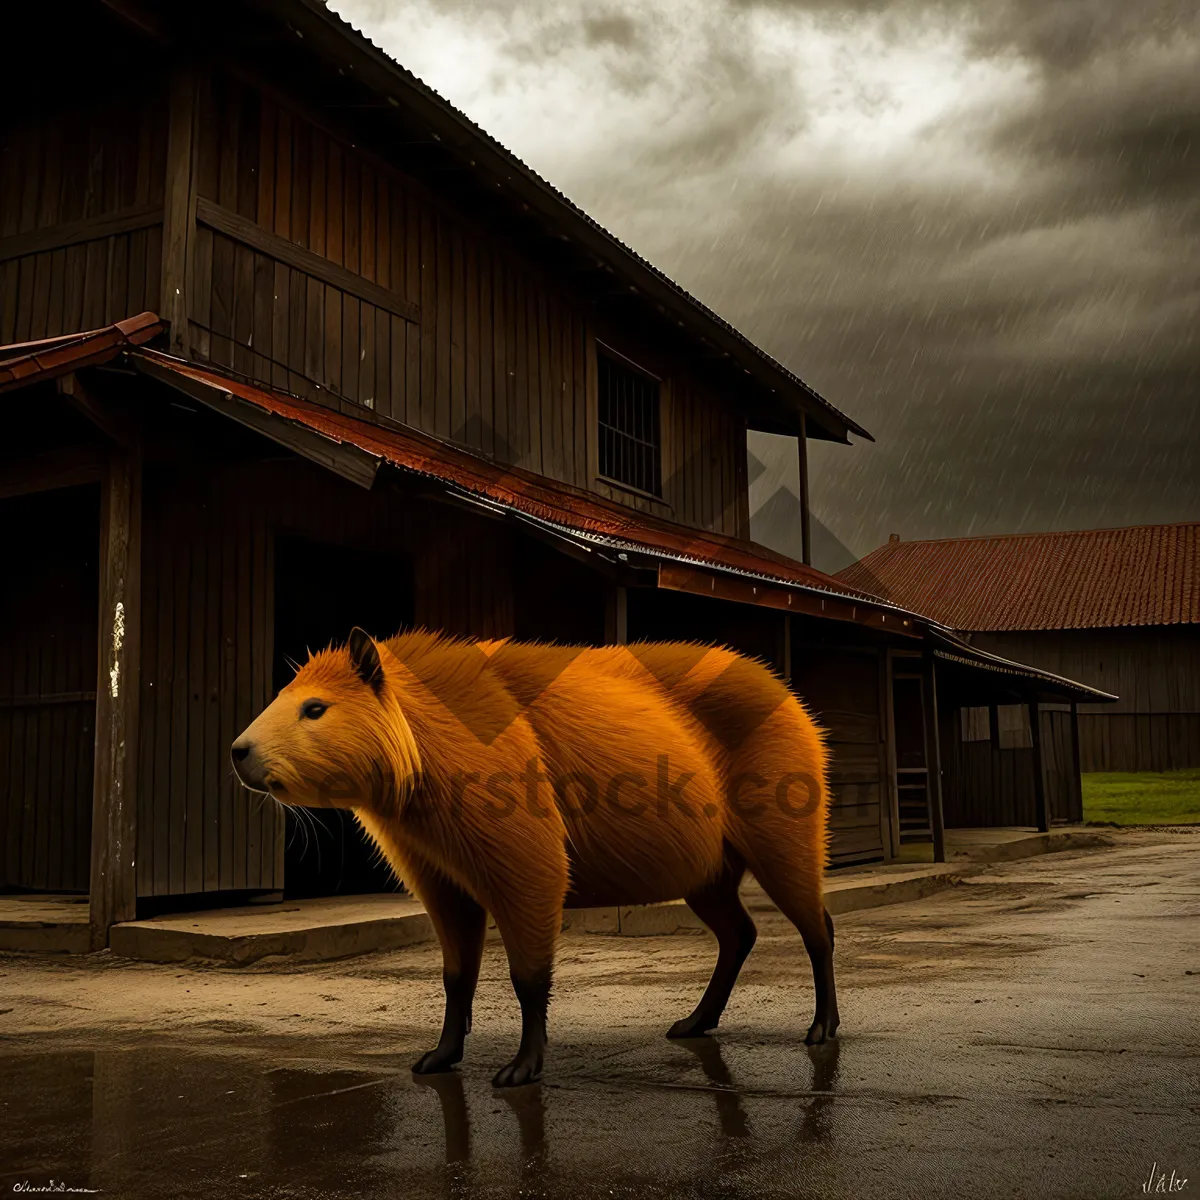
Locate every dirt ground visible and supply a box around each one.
[2,828,1198,1199]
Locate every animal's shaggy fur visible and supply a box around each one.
[231,628,838,1086]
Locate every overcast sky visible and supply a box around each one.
[333,0,1198,565]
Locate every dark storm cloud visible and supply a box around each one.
[336,0,1199,562]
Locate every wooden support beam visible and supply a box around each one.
[607,584,628,645]
[0,444,104,500]
[161,66,198,358]
[0,205,163,264]
[658,561,922,638]
[1069,701,1084,822]
[922,653,946,862]
[1029,699,1050,832]
[89,436,143,949]
[798,414,812,566]
[196,198,421,325]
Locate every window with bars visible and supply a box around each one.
[597,349,662,497]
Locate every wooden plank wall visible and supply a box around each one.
[0,487,99,892]
[791,647,888,866]
[973,628,1200,772]
[188,71,747,538]
[1039,708,1081,823]
[135,457,515,898]
[943,707,1078,827]
[0,90,167,343]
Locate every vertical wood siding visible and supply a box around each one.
[189,72,747,539]
[135,457,516,898]
[790,647,888,866]
[972,628,1200,772]
[1,69,752,543]
[943,707,1079,826]
[0,91,167,343]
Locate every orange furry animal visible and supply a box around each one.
[231,628,838,1087]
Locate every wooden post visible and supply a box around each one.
[1029,698,1049,832]
[161,64,198,358]
[922,653,946,862]
[606,584,628,645]
[1069,701,1084,823]
[883,650,901,859]
[797,414,812,566]
[89,438,143,949]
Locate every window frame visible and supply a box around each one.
[593,340,665,501]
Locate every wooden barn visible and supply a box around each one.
[838,526,1199,774]
[0,0,1112,950]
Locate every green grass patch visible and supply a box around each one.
[1082,769,1200,825]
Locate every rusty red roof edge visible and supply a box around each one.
[122,350,1116,702]
[0,311,163,393]
[131,347,876,597]
[0,321,1115,701]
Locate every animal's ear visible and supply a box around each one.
[348,627,385,695]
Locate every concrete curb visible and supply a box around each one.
[109,910,435,966]
[8,828,1114,966]
[0,917,92,955]
[106,895,435,966]
[599,828,1117,934]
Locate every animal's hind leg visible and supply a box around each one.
[667,853,756,1039]
[753,866,839,1044]
[408,862,488,1075]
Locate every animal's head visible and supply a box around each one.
[230,628,420,813]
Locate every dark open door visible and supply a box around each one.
[892,671,933,845]
[0,486,100,893]
[273,536,414,898]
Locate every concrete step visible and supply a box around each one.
[109,893,433,966]
[0,894,91,954]
[30,827,1114,966]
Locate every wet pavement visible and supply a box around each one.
[2,835,1198,1199]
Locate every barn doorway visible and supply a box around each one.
[892,670,933,845]
[272,536,414,899]
[0,486,100,894]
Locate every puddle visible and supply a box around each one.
[0,1041,847,1199]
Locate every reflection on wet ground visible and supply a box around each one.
[4,843,1199,1198]
[3,1026,1191,1200]
[0,1037,853,1199]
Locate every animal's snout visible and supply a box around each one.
[230,736,267,790]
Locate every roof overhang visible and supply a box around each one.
[0,321,1118,703]
[0,312,163,393]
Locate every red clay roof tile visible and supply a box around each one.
[836,525,1200,630]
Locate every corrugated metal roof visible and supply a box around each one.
[131,347,871,598]
[0,316,1116,701]
[0,312,162,392]
[837,525,1200,631]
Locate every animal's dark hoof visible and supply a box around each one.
[667,1015,716,1039]
[805,1021,828,1046]
[412,1046,462,1075]
[492,1056,543,1088]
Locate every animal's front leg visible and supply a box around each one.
[489,894,561,1088]
[493,965,552,1087]
[408,862,487,1075]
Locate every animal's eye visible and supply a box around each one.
[301,701,328,720]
